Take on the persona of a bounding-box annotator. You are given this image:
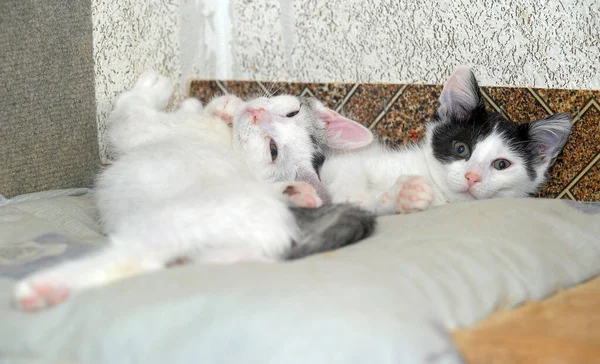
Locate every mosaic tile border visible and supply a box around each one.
[190,80,600,202]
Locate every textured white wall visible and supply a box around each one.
[92,0,180,161]
[180,0,234,85]
[93,0,599,160]
[184,0,600,90]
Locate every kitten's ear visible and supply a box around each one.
[527,113,572,162]
[312,101,373,149]
[437,66,485,120]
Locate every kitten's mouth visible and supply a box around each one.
[462,189,478,199]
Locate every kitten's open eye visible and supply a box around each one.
[492,159,511,170]
[285,110,300,118]
[453,141,471,158]
[269,138,278,161]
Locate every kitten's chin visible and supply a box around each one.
[449,188,480,201]
[461,191,479,200]
[462,188,501,201]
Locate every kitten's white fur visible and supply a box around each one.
[13,72,339,311]
[13,67,570,311]
[320,67,571,215]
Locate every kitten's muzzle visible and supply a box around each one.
[465,171,481,190]
[247,107,267,125]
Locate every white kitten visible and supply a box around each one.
[13,71,375,311]
[320,67,572,215]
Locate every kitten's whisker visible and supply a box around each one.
[266,83,276,97]
[267,83,283,97]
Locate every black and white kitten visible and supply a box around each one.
[319,67,573,215]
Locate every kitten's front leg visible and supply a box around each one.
[376,175,434,215]
[204,94,245,127]
[13,246,164,312]
[273,181,323,208]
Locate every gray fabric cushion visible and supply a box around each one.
[0,195,599,363]
[0,0,99,198]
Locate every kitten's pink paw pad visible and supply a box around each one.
[14,281,70,312]
[282,182,322,208]
[395,175,434,213]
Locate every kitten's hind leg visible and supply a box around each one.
[111,71,174,118]
[128,70,174,110]
[13,245,165,312]
[186,249,274,264]
[107,71,175,155]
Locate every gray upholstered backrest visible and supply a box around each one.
[0,0,99,198]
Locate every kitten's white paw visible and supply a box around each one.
[204,95,245,126]
[280,182,323,208]
[177,97,203,114]
[130,70,174,110]
[388,175,434,214]
[14,277,70,312]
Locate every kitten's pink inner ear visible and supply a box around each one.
[317,110,373,149]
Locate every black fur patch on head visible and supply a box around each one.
[431,112,539,180]
[430,110,494,164]
[430,68,571,183]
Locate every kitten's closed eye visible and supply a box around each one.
[285,110,300,118]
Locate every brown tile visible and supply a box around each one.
[221,81,265,100]
[483,87,550,123]
[372,84,441,146]
[188,79,600,201]
[341,84,400,127]
[189,80,224,104]
[536,89,600,115]
[260,81,351,109]
[262,81,307,97]
[536,152,572,198]
[483,98,498,114]
[538,104,600,198]
[571,159,600,201]
[302,83,351,109]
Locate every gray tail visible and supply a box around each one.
[284,204,376,260]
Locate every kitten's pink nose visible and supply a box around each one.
[248,107,266,124]
[465,172,481,189]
